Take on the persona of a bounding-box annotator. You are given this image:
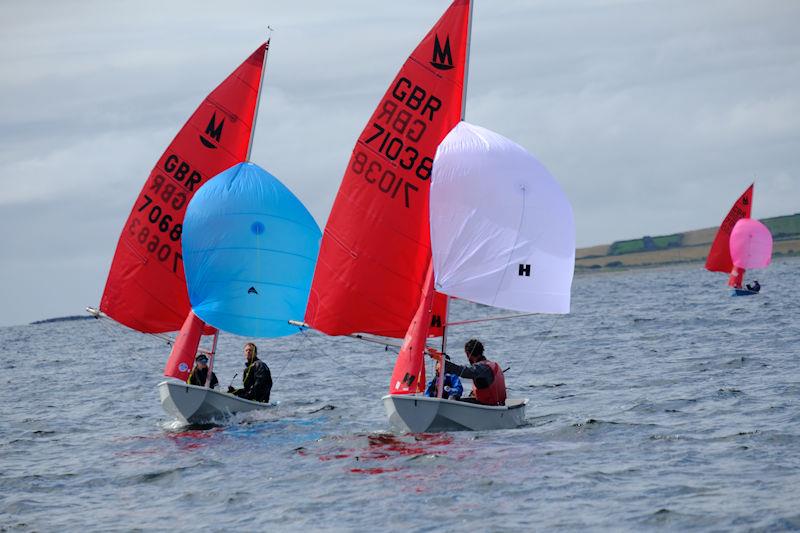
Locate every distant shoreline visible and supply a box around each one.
[576,213,800,273]
[30,315,94,325]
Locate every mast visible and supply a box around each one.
[246,38,271,162]
[438,0,473,397]
[442,0,473,352]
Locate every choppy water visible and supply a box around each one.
[2,259,800,531]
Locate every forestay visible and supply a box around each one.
[182,162,321,337]
[429,122,575,314]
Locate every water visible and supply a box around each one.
[2,259,799,531]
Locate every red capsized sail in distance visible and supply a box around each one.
[305,0,469,338]
[164,311,206,380]
[100,43,268,333]
[705,184,753,274]
[389,262,436,394]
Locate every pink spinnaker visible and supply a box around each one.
[730,218,773,269]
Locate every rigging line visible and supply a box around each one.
[273,340,301,379]
[295,327,377,387]
[513,313,562,379]
[445,312,538,327]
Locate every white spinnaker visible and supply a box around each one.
[429,122,575,314]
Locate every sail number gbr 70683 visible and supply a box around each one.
[351,122,433,209]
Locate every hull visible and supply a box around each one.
[382,394,527,432]
[731,289,759,297]
[158,380,270,424]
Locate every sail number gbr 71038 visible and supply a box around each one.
[351,122,433,209]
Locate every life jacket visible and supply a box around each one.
[473,360,506,406]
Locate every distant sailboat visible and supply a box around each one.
[303,0,575,432]
[705,184,772,296]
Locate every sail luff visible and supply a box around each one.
[247,40,270,163]
[461,0,474,121]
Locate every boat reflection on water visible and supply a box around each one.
[298,432,472,478]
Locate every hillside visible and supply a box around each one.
[576,213,800,271]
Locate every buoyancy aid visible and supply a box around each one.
[473,360,507,406]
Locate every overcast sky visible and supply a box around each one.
[1,0,798,326]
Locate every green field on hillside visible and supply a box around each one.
[605,213,800,256]
[763,213,800,239]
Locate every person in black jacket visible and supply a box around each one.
[187,353,219,389]
[228,342,272,403]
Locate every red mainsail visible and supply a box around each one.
[100,43,268,333]
[305,0,469,338]
[705,184,753,274]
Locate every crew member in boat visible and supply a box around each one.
[424,354,463,400]
[746,280,761,293]
[227,342,272,402]
[187,353,219,389]
[428,339,506,406]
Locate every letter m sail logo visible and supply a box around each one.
[199,112,224,149]
[430,34,454,71]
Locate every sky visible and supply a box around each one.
[1,0,798,326]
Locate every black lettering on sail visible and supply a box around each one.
[402,373,415,386]
[199,112,225,149]
[248,286,258,295]
[430,35,454,71]
[519,264,531,277]
[430,314,442,328]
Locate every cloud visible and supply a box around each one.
[1,0,799,326]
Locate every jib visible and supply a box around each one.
[163,154,202,191]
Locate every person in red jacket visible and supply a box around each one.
[428,339,507,406]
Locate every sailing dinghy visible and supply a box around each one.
[304,0,575,432]
[91,42,320,423]
[705,184,772,296]
[160,162,320,424]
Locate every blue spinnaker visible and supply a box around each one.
[182,162,321,337]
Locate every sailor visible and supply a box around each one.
[187,353,219,389]
[746,280,761,293]
[428,339,507,406]
[228,342,272,403]
[424,354,464,400]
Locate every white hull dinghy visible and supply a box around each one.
[383,394,527,433]
[302,0,575,433]
[158,380,270,424]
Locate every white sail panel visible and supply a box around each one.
[429,122,575,313]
